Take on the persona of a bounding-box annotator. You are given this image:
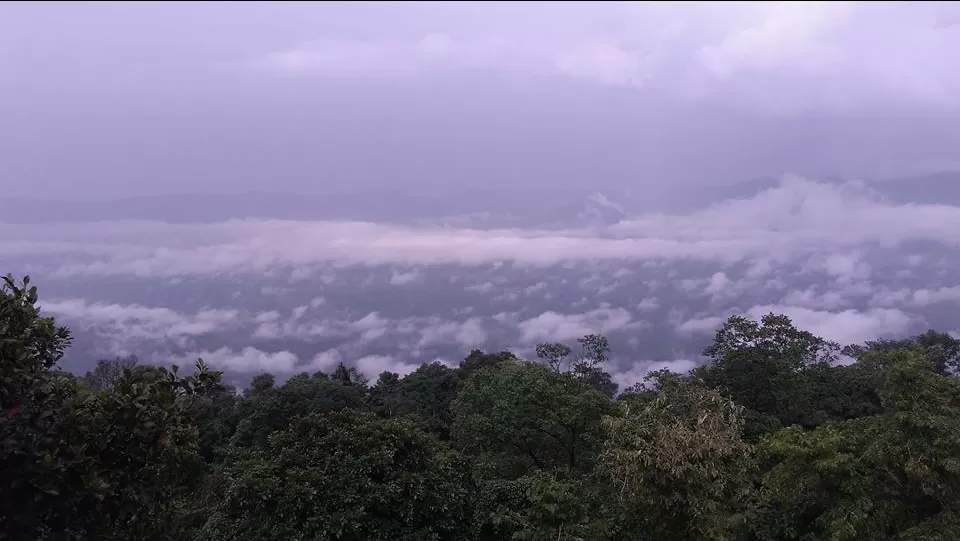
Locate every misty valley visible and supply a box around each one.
[5,1,960,538]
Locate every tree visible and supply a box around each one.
[200,411,471,541]
[694,313,841,437]
[64,361,206,540]
[80,354,140,390]
[246,373,275,396]
[844,329,960,376]
[0,275,78,540]
[332,361,369,387]
[536,338,617,397]
[460,349,518,374]
[368,362,463,439]
[703,313,839,367]
[452,361,614,476]
[229,370,367,449]
[535,342,571,373]
[752,349,960,540]
[470,470,609,541]
[0,273,209,540]
[600,379,756,540]
[0,273,71,413]
[178,359,237,463]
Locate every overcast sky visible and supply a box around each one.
[3,1,960,199]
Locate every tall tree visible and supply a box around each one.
[368,361,463,439]
[229,371,366,449]
[752,349,960,540]
[694,313,840,436]
[80,354,140,390]
[201,411,471,541]
[601,378,756,540]
[452,360,614,477]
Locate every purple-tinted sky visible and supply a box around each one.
[3,1,960,199]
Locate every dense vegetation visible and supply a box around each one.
[4,273,960,540]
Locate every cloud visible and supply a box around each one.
[909,286,960,306]
[41,298,239,348]
[308,349,423,379]
[417,318,487,348]
[746,304,916,345]
[815,252,872,283]
[636,297,660,312]
[780,287,852,311]
[517,307,638,343]
[252,2,960,112]
[354,354,422,379]
[390,269,422,285]
[172,347,420,378]
[677,315,726,335]
[610,359,700,390]
[677,301,917,346]
[176,347,300,374]
[466,281,497,294]
[259,33,547,78]
[703,271,735,297]
[873,285,960,307]
[6,177,960,279]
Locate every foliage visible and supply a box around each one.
[0,273,210,540]
[751,350,960,540]
[8,273,960,541]
[452,361,614,476]
[228,370,366,449]
[601,380,756,540]
[694,313,843,437]
[368,361,463,439]
[471,470,610,541]
[81,354,140,390]
[199,410,471,541]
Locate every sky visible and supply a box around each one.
[3,1,960,199]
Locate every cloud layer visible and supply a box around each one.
[5,177,960,279]
[256,2,960,113]
[14,176,960,382]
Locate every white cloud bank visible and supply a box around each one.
[5,177,960,280]
[19,176,960,376]
[0,178,960,278]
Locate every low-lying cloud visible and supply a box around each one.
[18,177,960,381]
[5,178,960,280]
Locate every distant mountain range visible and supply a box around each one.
[6,171,960,228]
[705,171,960,207]
[2,187,642,229]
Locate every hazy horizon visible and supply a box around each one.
[4,1,960,384]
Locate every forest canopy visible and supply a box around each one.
[3,273,960,540]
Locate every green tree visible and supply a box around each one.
[694,313,840,437]
[200,410,471,541]
[1,274,213,540]
[452,360,614,477]
[537,338,618,397]
[535,342,571,373]
[600,379,756,540]
[80,354,140,390]
[752,349,960,540]
[368,361,463,439]
[66,362,206,540]
[460,349,519,374]
[844,329,960,377]
[471,470,609,541]
[229,371,366,449]
[0,274,77,539]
